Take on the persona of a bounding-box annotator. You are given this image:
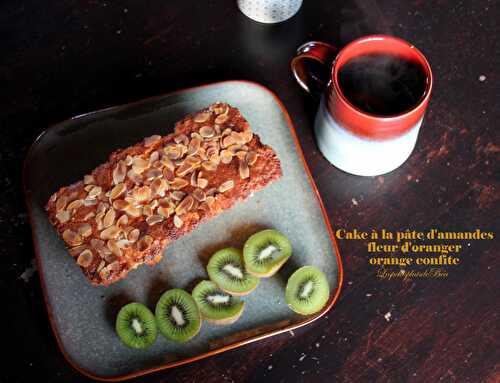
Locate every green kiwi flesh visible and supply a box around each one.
[207,247,259,295]
[243,229,292,277]
[115,302,157,349]
[285,266,330,315]
[192,280,245,325]
[155,289,201,342]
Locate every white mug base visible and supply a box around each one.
[314,97,422,177]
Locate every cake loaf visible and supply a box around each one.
[45,103,282,286]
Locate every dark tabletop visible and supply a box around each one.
[1,1,499,382]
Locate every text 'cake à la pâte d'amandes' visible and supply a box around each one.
[45,103,282,286]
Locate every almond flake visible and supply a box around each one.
[116,214,129,228]
[144,168,163,181]
[133,185,152,202]
[87,186,102,199]
[112,199,129,211]
[100,225,121,240]
[176,162,194,177]
[215,114,228,124]
[199,125,215,138]
[151,178,168,197]
[192,188,206,202]
[231,131,246,145]
[107,239,123,257]
[144,135,161,147]
[63,229,83,246]
[132,156,150,174]
[78,223,93,237]
[56,211,71,223]
[174,134,189,146]
[202,160,218,171]
[125,205,142,217]
[194,112,210,123]
[103,208,116,228]
[77,249,94,268]
[125,155,133,166]
[128,228,140,243]
[56,195,68,212]
[143,204,154,217]
[190,170,198,187]
[170,177,189,190]
[246,151,258,165]
[164,144,181,160]
[206,188,217,196]
[69,245,86,257]
[205,195,216,206]
[83,199,98,206]
[220,150,233,164]
[175,195,194,216]
[197,177,209,189]
[146,215,164,226]
[161,156,175,172]
[188,137,202,155]
[157,205,173,218]
[239,159,250,179]
[222,135,235,148]
[84,175,95,185]
[173,215,183,228]
[110,183,126,200]
[218,180,234,193]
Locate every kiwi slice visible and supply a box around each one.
[155,289,201,343]
[192,280,245,325]
[286,266,330,315]
[207,247,259,296]
[243,229,292,277]
[115,302,157,349]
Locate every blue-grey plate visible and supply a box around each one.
[24,80,343,381]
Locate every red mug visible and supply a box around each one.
[291,35,433,176]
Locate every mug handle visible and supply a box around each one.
[291,41,338,95]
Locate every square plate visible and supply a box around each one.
[24,80,343,381]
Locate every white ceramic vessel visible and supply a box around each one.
[237,0,303,23]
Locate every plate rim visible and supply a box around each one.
[23,79,344,381]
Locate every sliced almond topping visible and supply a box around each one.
[77,249,94,268]
[137,235,153,251]
[197,177,209,189]
[96,260,106,272]
[235,151,247,160]
[84,175,95,185]
[144,135,161,147]
[205,195,216,206]
[175,195,194,216]
[56,210,71,223]
[239,159,250,179]
[164,144,181,160]
[67,200,85,211]
[112,160,126,184]
[199,202,210,213]
[133,185,152,202]
[99,267,110,281]
[194,112,210,123]
[151,178,168,197]
[227,144,242,154]
[125,205,142,217]
[173,215,183,228]
[128,229,140,243]
[206,188,217,196]
[192,188,206,202]
[231,131,246,145]
[110,183,126,200]
[84,185,94,192]
[116,239,130,249]
[95,211,105,230]
[157,205,173,218]
[199,125,215,138]
[107,239,123,257]
[83,199,97,207]
[56,195,68,212]
[152,160,163,169]
[202,160,218,171]
[215,114,228,124]
[170,177,189,190]
[176,162,194,177]
[143,204,154,217]
[188,136,202,155]
[69,245,86,257]
[100,225,121,240]
[170,190,186,201]
[103,208,116,228]
[220,150,233,164]
[144,168,163,181]
[162,167,175,182]
[78,223,93,238]
[185,155,202,167]
[190,170,198,187]
[87,186,102,199]
[146,215,164,226]
[107,261,121,272]
[116,214,129,228]
[246,151,258,165]
[127,168,142,185]
[83,211,96,220]
[221,135,235,148]
[174,134,189,146]
[132,156,150,174]
[149,150,160,164]
[161,155,175,172]
[63,229,83,246]
[218,180,234,193]
[112,199,129,211]
[242,130,253,143]
[125,155,133,166]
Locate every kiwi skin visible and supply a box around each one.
[243,229,292,278]
[285,266,330,316]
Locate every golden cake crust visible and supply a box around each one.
[45,103,282,286]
